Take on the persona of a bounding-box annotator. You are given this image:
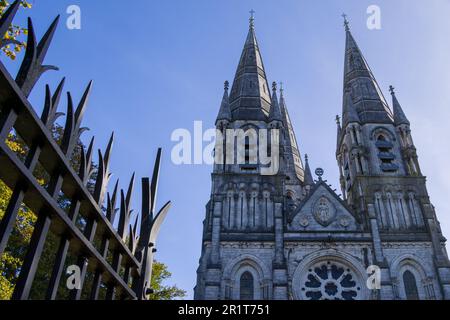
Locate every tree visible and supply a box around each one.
[0,0,32,60]
[150,261,186,300]
[0,133,36,300]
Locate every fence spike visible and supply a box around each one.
[126,173,135,209]
[79,137,95,184]
[36,15,60,65]
[118,174,135,240]
[103,132,114,169]
[16,17,60,97]
[74,80,93,129]
[86,137,95,176]
[128,224,134,253]
[61,92,75,155]
[150,148,162,219]
[133,214,139,236]
[0,1,21,48]
[93,150,105,204]
[15,18,36,94]
[106,181,119,223]
[135,200,171,300]
[139,177,150,247]
[128,215,140,254]
[118,189,130,240]
[52,77,66,109]
[41,78,65,128]
[61,82,92,156]
[41,84,52,123]
[93,133,113,205]
[107,180,119,224]
[79,144,87,182]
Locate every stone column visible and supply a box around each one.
[368,204,395,300]
[210,200,222,265]
[423,204,450,299]
[273,202,288,300]
[204,199,223,300]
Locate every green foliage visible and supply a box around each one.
[150,261,186,300]
[0,0,32,60]
[0,135,36,300]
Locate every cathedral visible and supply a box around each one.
[194,15,450,300]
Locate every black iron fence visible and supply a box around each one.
[0,1,170,300]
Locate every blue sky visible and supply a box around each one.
[4,0,450,299]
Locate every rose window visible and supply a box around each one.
[301,261,362,300]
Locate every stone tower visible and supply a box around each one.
[335,18,450,300]
[194,15,450,300]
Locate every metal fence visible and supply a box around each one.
[0,1,170,300]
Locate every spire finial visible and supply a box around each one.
[272,81,277,92]
[305,154,309,162]
[336,115,341,126]
[249,9,255,28]
[224,80,229,91]
[279,81,284,94]
[342,13,350,31]
[389,85,395,95]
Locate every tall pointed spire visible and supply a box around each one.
[269,82,282,122]
[304,154,314,186]
[342,15,393,125]
[279,85,305,182]
[228,11,272,120]
[390,85,410,126]
[216,81,232,123]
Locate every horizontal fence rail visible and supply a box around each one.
[0,1,170,300]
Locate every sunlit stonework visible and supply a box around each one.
[194,15,450,300]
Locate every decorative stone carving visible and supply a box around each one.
[312,196,336,227]
[299,216,310,228]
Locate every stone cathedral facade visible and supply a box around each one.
[194,17,450,300]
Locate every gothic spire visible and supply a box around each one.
[269,82,282,122]
[228,12,272,121]
[389,85,410,126]
[304,154,314,186]
[342,16,393,125]
[279,86,305,182]
[216,81,232,124]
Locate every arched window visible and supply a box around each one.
[240,272,254,300]
[403,270,419,300]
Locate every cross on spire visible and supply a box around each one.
[389,85,395,95]
[342,13,350,31]
[249,9,255,28]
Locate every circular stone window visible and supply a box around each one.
[300,261,362,300]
